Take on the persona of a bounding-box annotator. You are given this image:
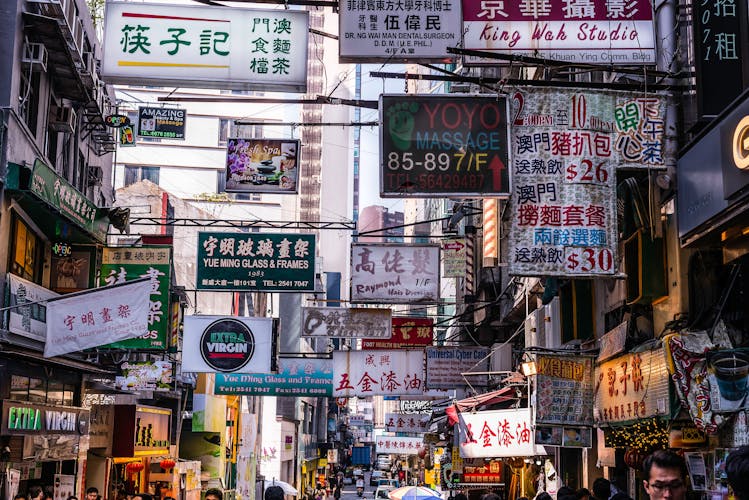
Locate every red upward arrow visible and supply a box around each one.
[488,155,506,192]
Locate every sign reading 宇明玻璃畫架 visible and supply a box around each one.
[137,107,186,140]
[102,2,308,92]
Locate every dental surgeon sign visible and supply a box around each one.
[182,316,272,373]
[380,94,511,197]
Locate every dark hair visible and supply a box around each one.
[14,495,26,500]
[536,493,553,500]
[68,497,79,500]
[135,494,153,500]
[482,494,501,500]
[265,486,285,500]
[454,494,469,500]
[29,487,44,500]
[610,493,632,500]
[576,488,591,499]
[205,490,223,500]
[726,446,749,500]
[592,478,611,500]
[558,487,575,498]
[642,450,687,481]
[517,497,529,500]
[86,489,99,496]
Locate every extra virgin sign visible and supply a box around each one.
[380,95,511,197]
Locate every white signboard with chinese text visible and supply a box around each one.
[375,436,425,455]
[339,2,462,62]
[102,2,309,92]
[385,413,431,433]
[462,0,655,65]
[351,243,440,303]
[458,408,535,458]
[594,347,670,425]
[425,346,490,389]
[508,88,669,276]
[44,280,151,357]
[7,274,58,343]
[333,350,425,397]
[301,307,392,338]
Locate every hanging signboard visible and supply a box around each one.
[380,95,511,197]
[102,2,309,92]
[182,316,273,373]
[385,412,431,433]
[137,107,186,140]
[119,125,136,147]
[594,347,670,425]
[112,404,171,456]
[100,246,172,349]
[332,350,425,397]
[462,0,656,65]
[400,400,433,414]
[214,357,333,397]
[301,307,392,338]
[534,355,595,426]
[457,408,535,458]
[7,274,58,343]
[350,243,440,303]
[225,138,299,194]
[425,346,490,389]
[375,436,425,455]
[196,232,315,292]
[339,2,462,62]
[535,426,593,448]
[362,317,434,349]
[507,88,669,276]
[442,239,467,278]
[1,400,89,436]
[115,360,173,392]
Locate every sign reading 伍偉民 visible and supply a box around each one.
[196,232,315,291]
[137,107,186,139]
[102,2,308,92]
[380,95,511,197]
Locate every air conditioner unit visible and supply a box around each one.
[524,307,545,348]
[624,228,667,304]
[50,105,76,133]
[22,43,47,72]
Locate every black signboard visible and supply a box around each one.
[380,95,511,197]
[693,0,749,118]
[137,107,186,140]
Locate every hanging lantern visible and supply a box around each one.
[126,462,145,474]
[160,459,176,470]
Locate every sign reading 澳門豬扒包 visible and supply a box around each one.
[507,88,669,277]
[333,350,425,397]
[301,307,392,338]
[458,408,535,458]
[380,95,511,197]
[350,243,440,303]
[339,2,462,62]
[196,232,315,291]
[214,357,333,397]
[534,355,595,426]
[102,2,308,92]
[137,107,186,140]
[225,139,299,194]
[385,412,431,433]
[362,317,434,349]
[100,246,172,349]
[462,0,655,65]
[425,346,490,389]
[375,436,425,455]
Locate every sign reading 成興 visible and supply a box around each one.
[102,2,309,92]
[137,107,186,140]
[197,232,315,292]
[301,307,392,338]
[380,95,511,197]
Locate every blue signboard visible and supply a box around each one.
[214,357,332,397]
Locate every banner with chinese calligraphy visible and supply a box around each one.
[339,1,462,62]
[350,243,440,303]
[594,347,671,425]
[507,88,669,276]
[301,307,392,338]
[375,436,425,455]
[214,357,333,397]
[44,279,152,357]
[102,3,309,92]
[457,408,535,458]
[425,346,490,389]
[100,246,172,349]
[332,350,425,397]
[462,0,655,64]
[362,317,434,349]
[534,355,594,426]
[225,139,300,194]
[385,413,431,433]
[196,232,315,292]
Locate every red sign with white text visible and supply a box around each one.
[362,317,434,349]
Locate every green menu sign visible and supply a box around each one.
[29,159,109,242]
[100,246,172,349]
[197,232,315,292]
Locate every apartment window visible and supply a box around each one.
[11,216,42,283]
[124,166,160,186]
[10,374,75,405]
[218,119,263,146]
[19,71,40,135]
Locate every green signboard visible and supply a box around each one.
[196,232,315,292]
[100,246,172,349]
[29,159,109,242]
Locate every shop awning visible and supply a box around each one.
[454,387,515,412]
[0,342,116,374]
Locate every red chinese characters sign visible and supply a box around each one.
[375,436,425,455]
[458,408,535,458]
[362,317,434,349]
[385,412,430,433]
[332,350,425,397]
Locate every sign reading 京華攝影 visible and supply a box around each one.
[137,107,186,140]
[375,436,424,455]
[196,232,315,292]
[339,2,462,62]
[350,243,440,303]
[301,307,391,338]
[214,357,333,397]
[100,246,172,350]
[534,355,595,426]
[102,2,309,92]
[112,405,171,456]
[1,400,89,436]
[461,0,656,65]
[425,346,490,389]
[385,412,430,433]
[594,348,671,425]
[332,350,425,397]
[458,408,535,458]
[380,95,511,197]
[362,317,434,349]
[507,88,670,277]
